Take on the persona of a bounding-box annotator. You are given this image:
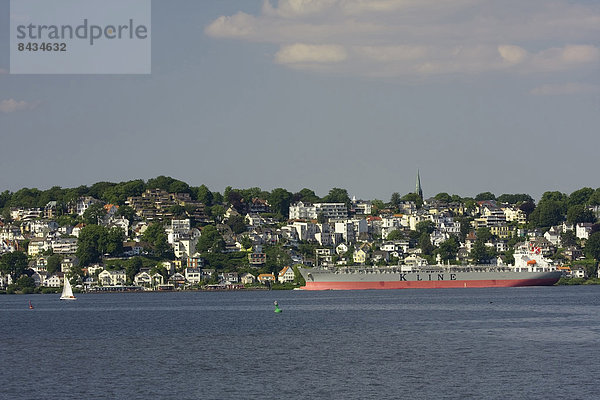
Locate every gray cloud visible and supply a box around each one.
[205,0,600,79]
[0,99,37,113]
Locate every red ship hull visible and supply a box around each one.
[301,278,560,290]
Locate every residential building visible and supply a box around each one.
[52,238,78,254]
[98,270,126,286]
[249,252,266,265]
[278,266,295,283]
[576,223,593,240]
[74,196,102,216]
[315,203,348,220]
[240,273,256,284]
[289,201,317,220]
[353,248,368,264]
[134,271,152,287]
[186,253,205,268]
[184,268,203,284]
[257,273,275,283]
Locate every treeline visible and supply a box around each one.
[2,176,600,228]
[0,176,354,221]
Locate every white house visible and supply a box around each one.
[28,239,51,256]
[240,273,255,284]
[52,238,78,254]
[134,271,152,287]
[336,243,349,255]
[43,274,63,287]
[288,201,317,220]
[184,268,203,285]
[98,270,126,286]
[576,223,593,240]
[278,266,295,283]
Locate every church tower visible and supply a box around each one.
[415,170,423,201]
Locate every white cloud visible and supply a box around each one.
[498,45,527,65]
[206,0,600,79]
[275,43,347,64]
[0,99,36,113]
[262,0,338,18]
[530,83,600,96]
[205,12,258,39]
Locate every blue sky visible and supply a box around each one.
[1,0,599,201]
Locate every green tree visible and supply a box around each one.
[496,194,533,204]
[322,188,351,207]
[116,205,136,222]
[240,236,253,250]
[292,265,306,286]
[9,187,43,208]
[225,188,244,212]
[105,227,125,256]
[88,182,116,200]
[168,204,187,219]
[209,204,226,222]
[56,214,78,227]
[567,205,596,224]
[437,236,459,262]
[588,189,600,206]
[519,201,536,217]
[240,187,264,204]
[227,214,247,234]
[169,180,191,195]
[434,192,452,203]
[268,188,294,219]
[265,245,292,273]
[126,257,144,284]
[529,200,565,228]
[16,275,36,290]
[390,192,402,209]
[568,187,595,207]
[585,232,600,261]
[147,176,177,191]
[0,190,12,210]
[46,254,62,275]
[142,223,169,256]
[82,202,107,225]
[416,220,435,235]
[470,240,489,264]
[475,192,496,201]
[418,233,434,256]
[294,188,320,203]
[386,230,404,240]
[540,191,568,207]
[401,192,423,208]
[0,251,29,279]
[458,218,472,241]
[560,230,577,247]
[371,199,385,214]
[76,225,107,266]
[476,227,492,242]
[103,179,146,205]
[196,225,225,253]
[194,184,213,206]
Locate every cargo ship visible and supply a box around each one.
[297,242,562,290]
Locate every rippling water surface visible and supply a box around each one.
[1,286,599,399]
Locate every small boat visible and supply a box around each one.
[28,300,34,309]
[60,275,77,300]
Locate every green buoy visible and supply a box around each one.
[274,301,282,313]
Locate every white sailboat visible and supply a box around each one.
[60,275,77,300]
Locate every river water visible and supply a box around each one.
[1,286,599,399]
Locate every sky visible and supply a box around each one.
[1,0,599,201]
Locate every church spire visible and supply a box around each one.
[415,170,423,200]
